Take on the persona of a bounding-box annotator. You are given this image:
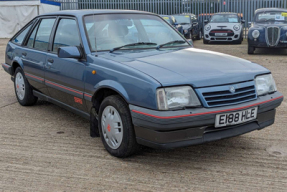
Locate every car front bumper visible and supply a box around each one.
[129,92,283,149]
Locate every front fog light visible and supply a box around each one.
[252,30,260,38]
[255,74,277,96]
[157,86,201,110]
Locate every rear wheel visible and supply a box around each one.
[248,45,255,54]
[14,67,38,106]
[98,95,139,158]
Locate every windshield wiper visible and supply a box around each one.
[110,42,157,53]
[180,23,190,25]
[156,40,187,49]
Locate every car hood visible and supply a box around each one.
[101,48,269,88]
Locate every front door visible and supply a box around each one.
[45,17,87,112]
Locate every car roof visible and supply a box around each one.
[255,8,287,14]
[214,12,237,15]
[40,9,155,17]
[174,14,195,16]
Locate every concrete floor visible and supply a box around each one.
[0,38,287,191]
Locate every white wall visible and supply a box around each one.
[0,1,60,38]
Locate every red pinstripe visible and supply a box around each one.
[45,80,83,95]
[132,96,283,119]
[25,73,44,81]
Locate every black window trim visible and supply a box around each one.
[49,15,85,59]
[22,16,58,53]
[10,19,35,46]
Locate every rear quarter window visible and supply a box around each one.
[12,23,33,45]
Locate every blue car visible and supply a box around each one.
[2,10,283,157]
[160,15,184,35]
[248,8,287,54]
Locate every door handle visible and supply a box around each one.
[47,59,54,63]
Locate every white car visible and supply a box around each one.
[203,13,245,44]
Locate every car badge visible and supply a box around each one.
[229,86,236,93]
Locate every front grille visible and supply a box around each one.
[196,81,257,108]
[209,29,234,37]
[266,27,280,46]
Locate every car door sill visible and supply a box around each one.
[33,90,90,120]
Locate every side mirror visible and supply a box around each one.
[241,20,245,24]
[204,20,209,24]
[58,46,82,59]
[248,22,252,28]
[174,22,179,26]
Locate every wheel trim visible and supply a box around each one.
[101,106,123,149]
[15,72,25,100]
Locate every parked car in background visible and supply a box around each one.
[160,15,184,35]
[173,14,202,40]
[173,14,192,39]
[2,10,283,158]
[198,13,214,31]
[203,12,245,44]
[248,8,287,54]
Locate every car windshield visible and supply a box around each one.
[210,14,239,23]
[84,14,188,52]
[255,11,287,23]
[162,16,172,24]
[173,15,191,24]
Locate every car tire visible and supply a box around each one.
[14,67,38,106]
[234,39,242,44]
[98,95,139,158]
[203,38,208,44]
[189,32,192,40]
[248,45,255,54]
[196,30,202,40]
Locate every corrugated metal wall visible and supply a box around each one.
[54,0,287,38]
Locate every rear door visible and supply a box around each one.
[45,17,87,112]
[21,17,57,95]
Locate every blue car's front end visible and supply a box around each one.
[107,48,284,149]
[248,25,287,48]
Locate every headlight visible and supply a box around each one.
[205,25,211,31]
[233,25,240,31]
[255,74,277,96]
[184,29,188,34]
[156,86,201,110]
[252,30,260,38]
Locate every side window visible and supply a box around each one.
[12,23,33,45]
[27,23,39,48]
[53,19,81,53]
[34,18,56,51]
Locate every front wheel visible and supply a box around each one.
[98,95,139,158]
[196,31,202,40]
[203,38,208,44]
[14,67,38,106]
[248,45,255,54]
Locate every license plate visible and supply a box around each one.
[215,107,258,128]
[215,33,227,36]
